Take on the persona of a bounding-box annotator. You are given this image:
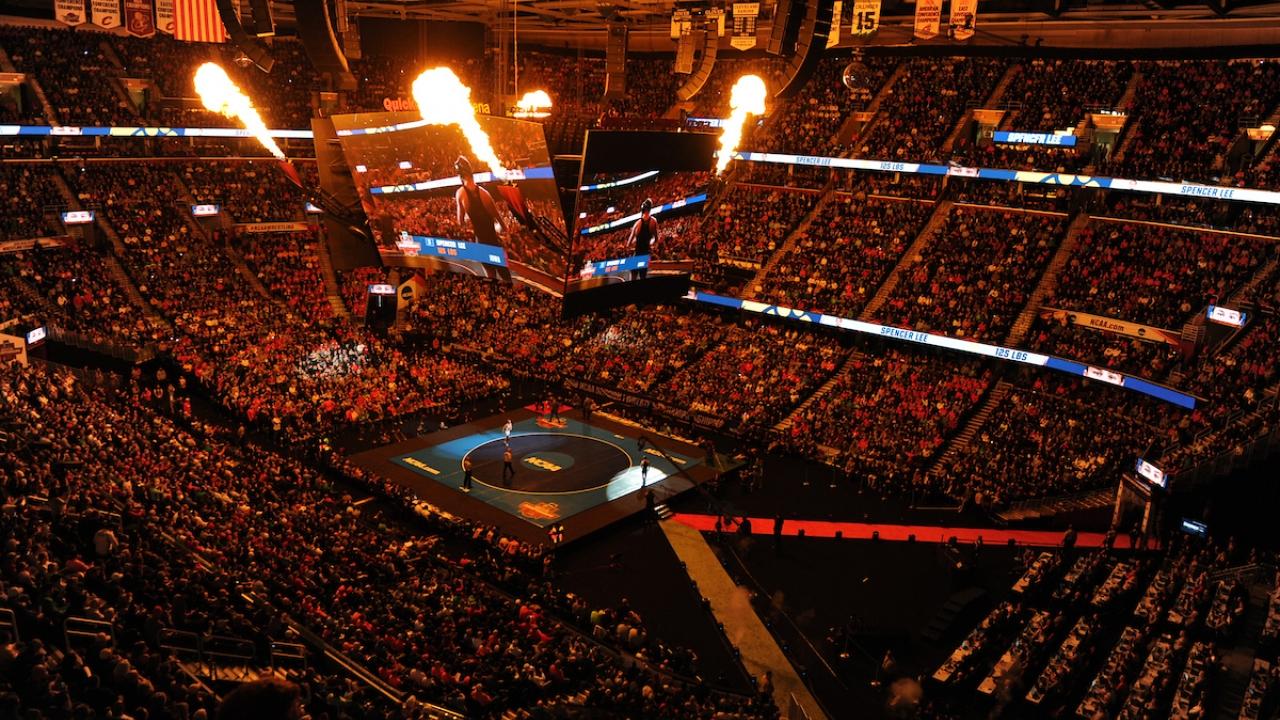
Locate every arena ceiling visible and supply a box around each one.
[336,0,1280,48]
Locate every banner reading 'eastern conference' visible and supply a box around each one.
[913,0,942,39]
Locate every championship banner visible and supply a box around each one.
[55,0,87,26]
[1039,307,1182,346]
[913,0,942,39]
[949,0,978,40]
[155,0,174,33]
[731,2,759,50]
[91,0,121,28]
[826,0,843,47]
[851,0,880,34]
[125,0,156,36]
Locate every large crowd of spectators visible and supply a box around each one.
[854,57,1009,164]
[1049,220,1267,330]
[0,362,778,719]
[0,242,159,347]
[0,164,62,241]
[1107,60,1280,184]
[0,25,137,125]
[180,161,305,222]
[779,348,991,477]
[756,195,932,317]
[876,207,1066,342]
[653,322,846,433]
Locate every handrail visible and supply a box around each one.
[0,607,18,643]
[64,616,115,649]
[786,693,813,720]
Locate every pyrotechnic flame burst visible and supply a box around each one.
[193,62,285,160]
[516,89,553,113]
[411,67,508,179]
[716,75,767,175]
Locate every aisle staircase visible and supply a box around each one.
[223,241,276,302]
[773,351,867,434]
[0,46,16,73]
[995,487,1114,523]
[102,252,171,332]
[927,380,1012,476]
[24,77,59,125]
[1209,580,1274,720]
[1110,71,1146,163]
[745,183,836,299]
[315,235,353,321]
[940,62,1021,155]
[1003,211,1090,347]
[97,39,141,118]
[836,60,911,150]
[858,199,952,320]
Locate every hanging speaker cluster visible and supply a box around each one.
[771,0,837,98]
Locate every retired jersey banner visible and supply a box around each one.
[913,0,941,39]
[731,2,759,49]
[91,0,121,28]
[1039,307,1182,347]
[155,0,175,33]
[826,0,843,47]
[125,0,156,36]
[950,0,978,40]
[851,0,880,34]
[55,0,88,26]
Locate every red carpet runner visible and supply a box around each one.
[672,513,1151,550]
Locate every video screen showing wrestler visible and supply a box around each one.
[569,168,710,290]
[332,110,567,282]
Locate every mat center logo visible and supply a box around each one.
[520,451,574,472]
[518,501,561,521]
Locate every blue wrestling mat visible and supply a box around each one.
[390,415,703,528]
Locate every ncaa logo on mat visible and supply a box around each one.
[524,455,562,471]
[519,501,561,520]
[521,451,574,472]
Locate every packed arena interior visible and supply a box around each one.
[2,0,1280,718]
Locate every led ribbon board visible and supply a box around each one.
[369,166,556,195]
[579,171,661,192]
[579,193,709,235]
[731,151,1280,206]
[0,125,312,138]
[992,131,1077,147]
[688,291,1198,409]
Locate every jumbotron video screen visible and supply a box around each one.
[567,130,718,293]
[332,111,567,281]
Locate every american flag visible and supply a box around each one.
[173,0,226,42]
